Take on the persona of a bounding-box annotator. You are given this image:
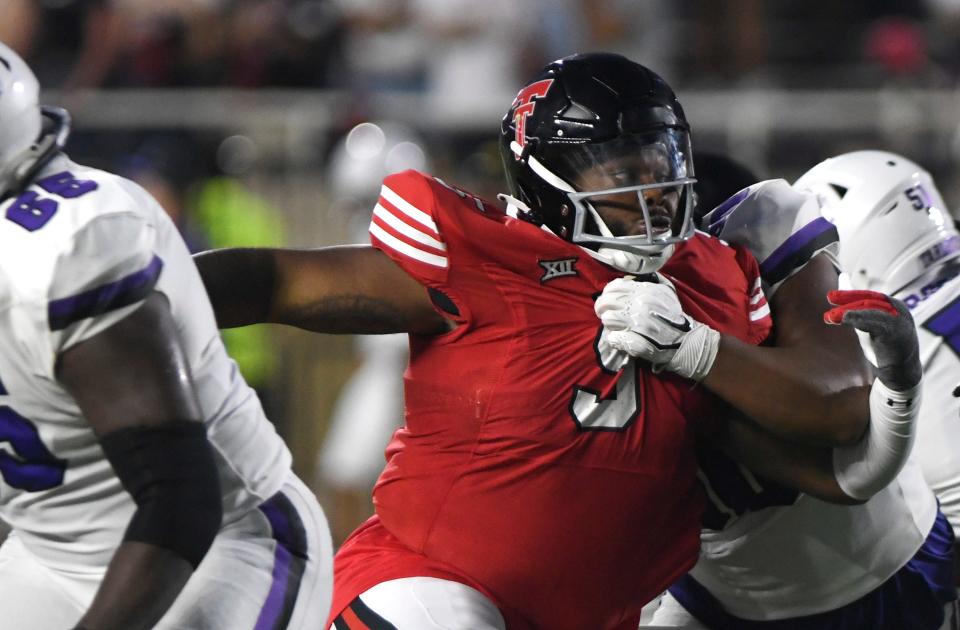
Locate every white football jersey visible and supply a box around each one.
[702,178,840,295]
[692,459,936,620]
[899,268,960,538]
[686,180,939,620]
[0,155,291,572]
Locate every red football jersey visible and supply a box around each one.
[331,171,772,630]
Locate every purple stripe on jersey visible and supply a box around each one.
[254,492,308,630]
[47,255,164,330]
[759,218,835,277]
[923,297,960,358]
[705,188,750,236]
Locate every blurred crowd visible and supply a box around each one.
[7,0,960,191]
[6,0,960,544]
[4,0,960,94]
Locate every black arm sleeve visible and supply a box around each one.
[192,248,277,328]
[99,420,222,568]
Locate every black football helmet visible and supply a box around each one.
[500,53,696,273]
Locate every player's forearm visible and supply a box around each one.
[78,423,222,630]
[80,421,222,630]
[257,246,451,335]
[76,542,193,630]
[704,335,871,446]
[719,415,864,505]
[193,247,278,328]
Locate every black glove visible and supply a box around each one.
[824,289,921,391]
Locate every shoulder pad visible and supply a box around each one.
[370,170,450,285]
[703,179,839,295]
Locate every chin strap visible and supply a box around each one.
[590,245,672,275]
[1,106,71,202]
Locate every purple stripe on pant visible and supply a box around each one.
[254,491,309,630]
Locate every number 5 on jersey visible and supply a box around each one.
[0,398,66,491]
[570,325,640,430]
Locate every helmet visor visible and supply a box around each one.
[552,129,696,249]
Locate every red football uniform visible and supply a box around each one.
[330,171,771,629]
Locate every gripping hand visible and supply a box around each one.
[824,290,921,391]
[825,290,922,500]
[595,276,721,381]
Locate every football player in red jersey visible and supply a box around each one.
[194,54,911,629]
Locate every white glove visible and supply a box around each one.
[595,276,721,381]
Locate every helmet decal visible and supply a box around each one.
[904,183,935,211]
[511,79,554,158]
[919,234,960,269]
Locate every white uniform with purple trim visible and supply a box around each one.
[0,154,332,629]
[645,180,955,629]
[898,268,960,538]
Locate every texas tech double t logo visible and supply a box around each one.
[511,79,554,157]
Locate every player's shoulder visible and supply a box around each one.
[43,157,156,222]
[380,169,504,230]
[0,156,159,296]
[381,169,438,200]
[671,229,752,268]
[684,229,734,252]
[667,231,771,343]
[702,179,815,237]
[702,179,838,294]
[669,231,761,296]
[372,170,507,270]
[4,156,157,239]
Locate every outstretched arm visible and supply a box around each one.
[193,245,449,335]
[717,411,860,505]
[58,293,220,630]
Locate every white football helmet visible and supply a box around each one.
[794,150,960,295]
[0,42,42,199]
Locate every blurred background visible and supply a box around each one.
[7,0,960,544]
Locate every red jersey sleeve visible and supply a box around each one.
[665,233,773,347]
[733,241,774,345]
[369,170,451,286]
